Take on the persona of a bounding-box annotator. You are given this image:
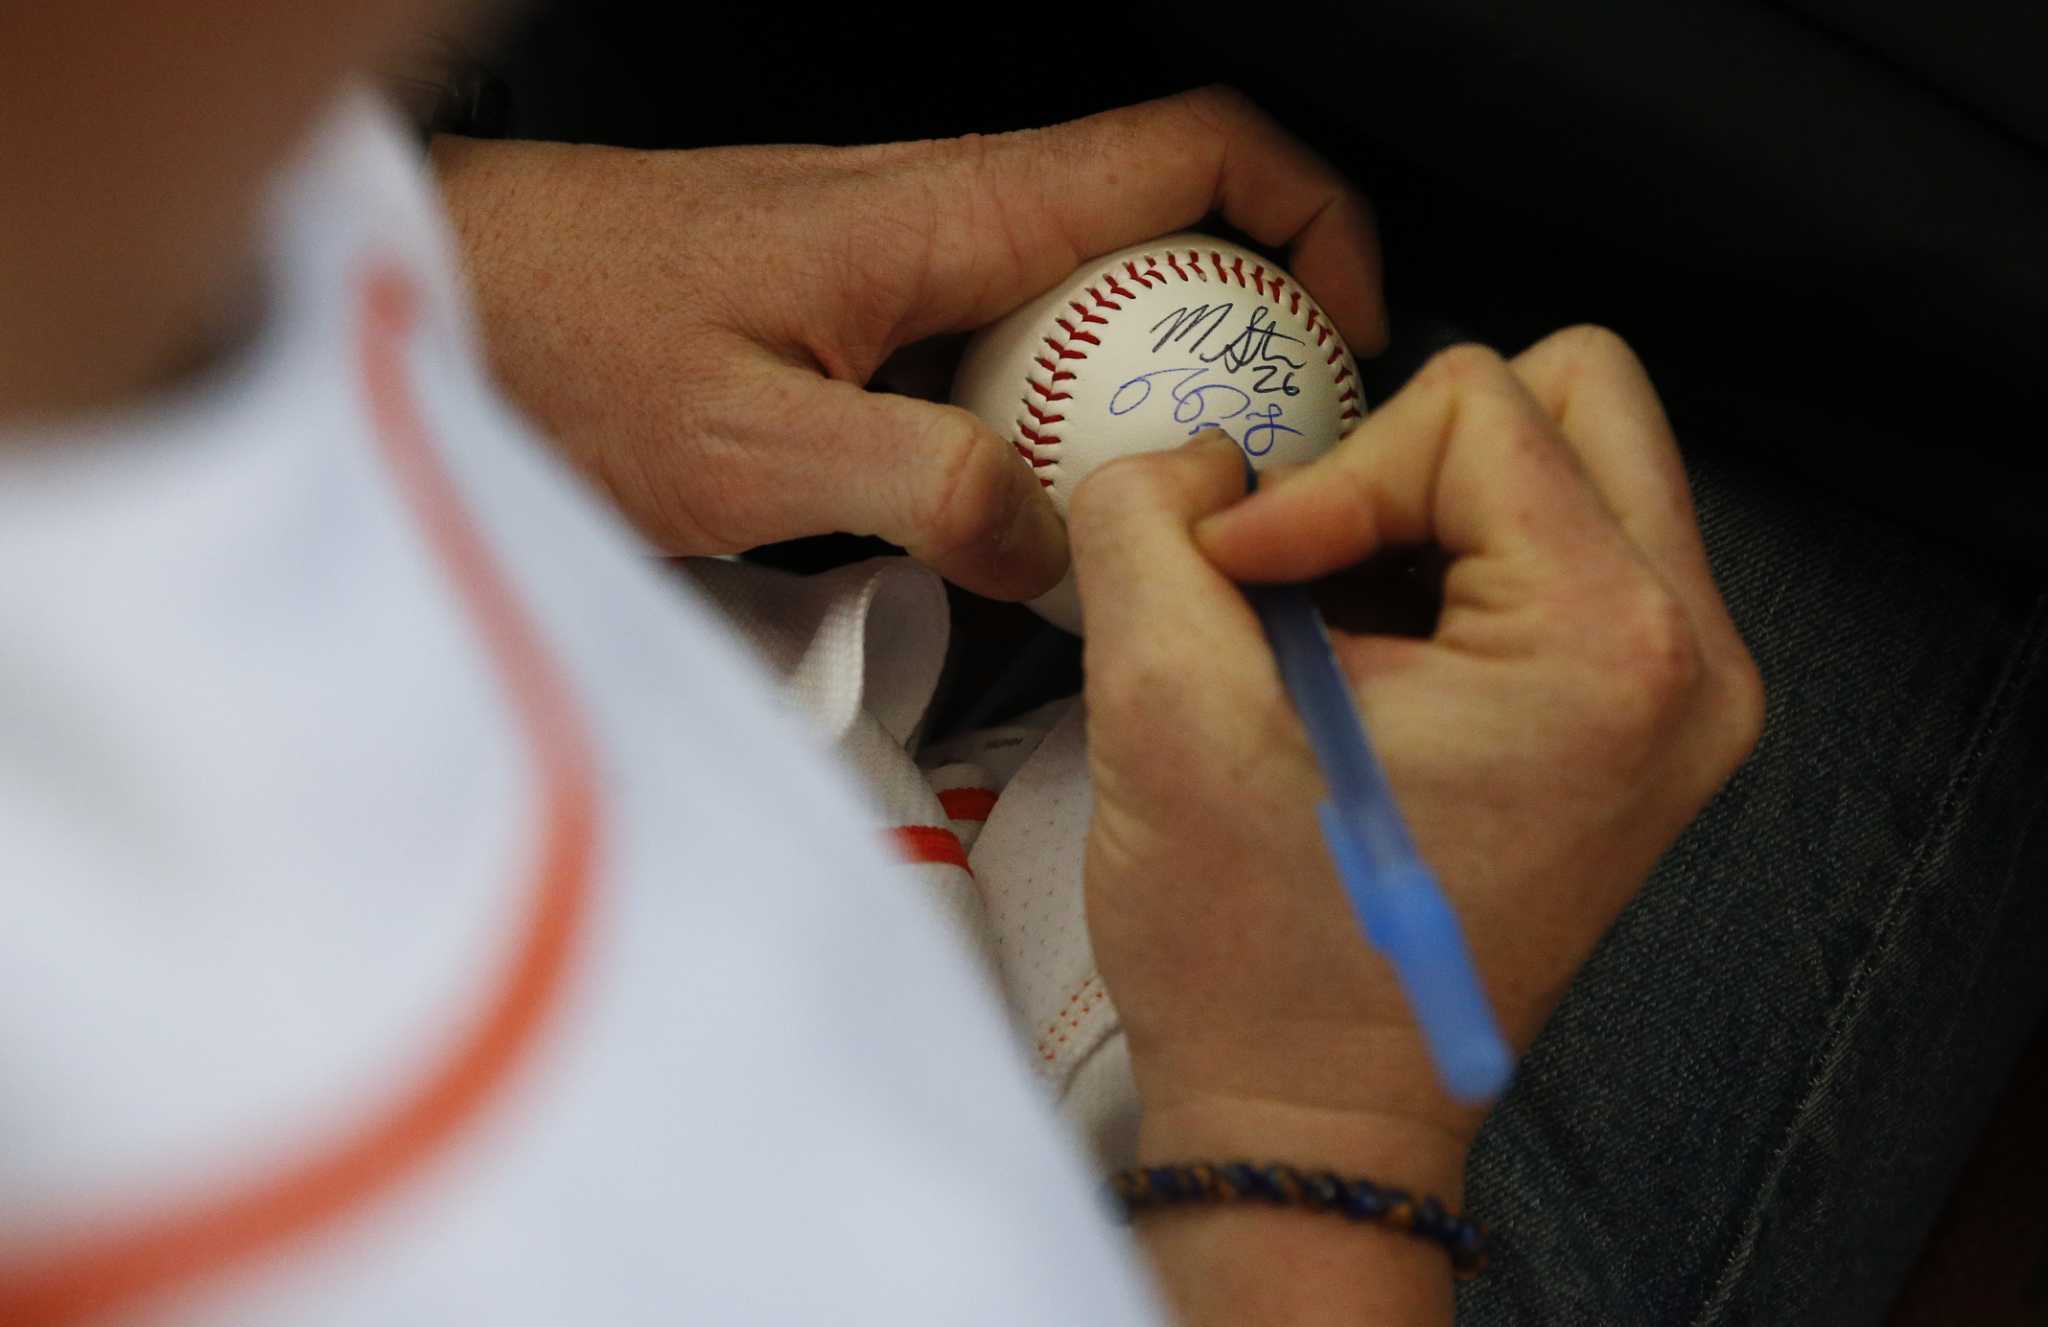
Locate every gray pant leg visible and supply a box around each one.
[1457,445,2048,1325]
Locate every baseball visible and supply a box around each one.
[950,232,1364,633]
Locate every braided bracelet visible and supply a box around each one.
[1108,1161,1488,1280]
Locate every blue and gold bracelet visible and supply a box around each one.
[1108,1161,1488,1280]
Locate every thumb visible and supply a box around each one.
[803,376,1069,600]
[1067,431,1266,675]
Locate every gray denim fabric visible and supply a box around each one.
[1456,443,2048,1325]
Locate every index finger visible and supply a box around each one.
[1508,327,1719,609]
[1194,345,1626,583]
[1509,327,1755,681]
[945,87,1386,354]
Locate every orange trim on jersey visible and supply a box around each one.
[890,825,972,873]
[0,263,600,1324]
[936,787,998,823]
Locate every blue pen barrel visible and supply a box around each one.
[1243,458,1513,1106]
[1318,802,1513,1104]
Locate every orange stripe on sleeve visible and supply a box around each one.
[0,262,599,1324]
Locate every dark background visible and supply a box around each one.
[465,1,2048,574]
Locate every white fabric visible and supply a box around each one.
[682,556,1139,1168]
[960,704,1140,1166]
[680,556,949,749]
[679,556,996,970]
[0,90,1161,1325]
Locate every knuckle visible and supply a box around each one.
[1179,84,1262,128]
[1545,323,1639,368]
[912,414,1019,559]
[945,129,990,162]
[1068,452,1169,539]
[1713,645,1768,766]
[1086,637,1194,741]
[1417,342,1510,388]
[946,128,1010,201]
[1494,411,1560,468]
[1602,580,1704,728]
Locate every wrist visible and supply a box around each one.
[1129,1099,1471,1327]
[1127,1018,1490,1184]
[1136,1094,1470,1207]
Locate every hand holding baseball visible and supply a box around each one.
[431,89,1385,599]
[1072,329,1764,1218]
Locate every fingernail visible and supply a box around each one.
[1176,429,1255,488]
[1001,486,1071,593]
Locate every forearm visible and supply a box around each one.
[1133,1097,1467,1326]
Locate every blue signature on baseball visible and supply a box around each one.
[1107,365,1303,456]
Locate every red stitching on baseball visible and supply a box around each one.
[1017,380,1058,464]
[1009,244,1364,494]
[1055,317,1101,347]
[1019,429,1063,456]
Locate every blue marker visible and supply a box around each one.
[1238,455,1512,1103]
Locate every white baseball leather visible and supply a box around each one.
[951,232,1364,632]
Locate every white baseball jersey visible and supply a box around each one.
[0,90,1164,1326]
[677,557,1142,1173]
